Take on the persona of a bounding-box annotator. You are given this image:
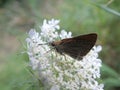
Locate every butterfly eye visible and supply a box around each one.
[49,42,55,46]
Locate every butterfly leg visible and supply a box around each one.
[62,54,67,60]
[76,54,83,60]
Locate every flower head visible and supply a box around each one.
[26,19,104,90]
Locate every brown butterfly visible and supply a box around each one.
[49,33,97,60]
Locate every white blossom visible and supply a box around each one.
[26,19,104,90]
[60,30,72,39]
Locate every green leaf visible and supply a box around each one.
[91,1,120,17]
[101,64,120,78]
[103,78,120,90]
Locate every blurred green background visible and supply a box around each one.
[0,0,120,90]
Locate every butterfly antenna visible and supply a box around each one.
[38,43,49,45]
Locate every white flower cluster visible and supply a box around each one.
[26,19,104,90]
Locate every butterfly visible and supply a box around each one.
[49,33,97,60]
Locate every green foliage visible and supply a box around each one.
[101,64,120,90]
[92,1,120,17]
[0,0,120,90]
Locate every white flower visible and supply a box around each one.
[60,30,72,39]
[50,85,60,90]
[40,19,60,41]
[26,19,104,90]
[94,45,102,53]
[29,56,39,70]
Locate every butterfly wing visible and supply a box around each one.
[59,33,97,59]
